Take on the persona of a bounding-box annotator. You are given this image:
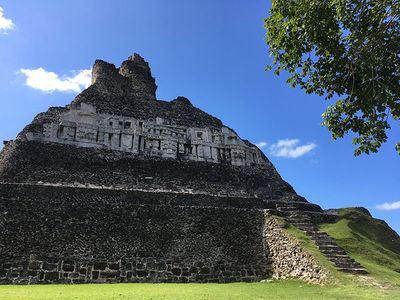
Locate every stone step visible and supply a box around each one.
[332,260,360,269]
[320,248,347,256]
[314,239,341,249]
[335,264,364,271]
[313,239,340,248]
[329,257,357,264]
[311,233,332,239]
[311,231,329,236]
[311,233,336,239]
[315,243,338,249]
[295,225,368,275]
[305,230,319,235]
[334,261,363,269]
[317,244,343,251]
[337,268,369,275]
[311,236,334,241]
[333,258,357,264]
[335,263,362,269]
[318,244,344,251]
[317,240,342,246]
[326,255,355,262]
[312,235,336,241]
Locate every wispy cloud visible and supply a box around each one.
[0,7,14,34]
[376,201,400,211]
[269,138,316,158]
[20,68,91,93]
[255,141,268,148]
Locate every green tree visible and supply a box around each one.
[265,0,400,155]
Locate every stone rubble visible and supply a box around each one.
[263,213,330,284]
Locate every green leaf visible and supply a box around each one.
[265,0,400,156]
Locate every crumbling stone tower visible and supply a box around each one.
[0,54,365,284]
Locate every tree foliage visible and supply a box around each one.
[265,0,400,155]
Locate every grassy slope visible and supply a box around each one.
[0,281,399,300]
[319,208,400,287]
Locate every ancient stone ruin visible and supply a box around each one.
[0,54,366,284]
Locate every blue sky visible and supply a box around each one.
[0,1,399,233]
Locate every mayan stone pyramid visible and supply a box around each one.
[0,54,366,284]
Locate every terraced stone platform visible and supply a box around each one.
[0,53,367,284]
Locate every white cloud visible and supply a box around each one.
[256,141,268,148]
[376,201,400,211]
[269,138,316,158]
[20,68,92,93]
[0,7,15,34]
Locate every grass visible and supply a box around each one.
[320,208,400,287]
[0,281,399,300]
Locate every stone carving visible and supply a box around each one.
[26,102,265,166]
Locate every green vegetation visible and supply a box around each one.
[0,280,399,300]
[320,208,400,286]
[286,208,400,288]
[265,1,400,155]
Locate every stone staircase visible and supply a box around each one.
[276,203,368,275]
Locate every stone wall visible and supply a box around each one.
[0,140,295,199]
[0,184,270,284]
[1,255,268,284]
[0,183,333,284]
[263,213,330,284]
